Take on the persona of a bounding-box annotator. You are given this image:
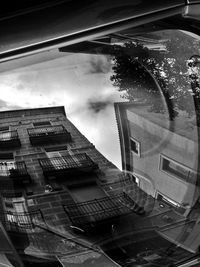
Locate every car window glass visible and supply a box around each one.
[0,29,200,267]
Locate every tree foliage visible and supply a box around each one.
[110,30,200,120]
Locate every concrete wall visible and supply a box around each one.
[126,110,199,209]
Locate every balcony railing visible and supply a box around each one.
[27,125,72,145]
[0,210,44,232]
[63,193,134,227]
[0,130,21,148]
[39,153,98,177]
[0,161,31,184]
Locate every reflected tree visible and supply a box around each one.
[110,31,200,120]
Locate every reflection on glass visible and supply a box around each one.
[0,29,199,266]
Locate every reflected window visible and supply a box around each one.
[45,148,75,169]
[45,149,84,168]
[0,126,12,141]
[0,154,14,176]
[46,152,68,169]
[0,160,15,176]
[130,137,140,157]
[46,150,69,158]
[0,126,9,132]
[3,197,30,227]
[160,155,196,183]
[33,121,51,127]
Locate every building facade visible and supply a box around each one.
[114,101,200,255]
[115,101,200,216]
[0,106,121,225]
[0,106,140,265]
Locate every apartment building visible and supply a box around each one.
[0,106,141,265]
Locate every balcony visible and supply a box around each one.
[0,210,44,232]
[39,153,98,179]
[0,161,31,185]
[63,193,132,228]
[0,130,21,148]
[27,125,72,145]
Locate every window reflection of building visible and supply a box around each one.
[3,197,29,227]
[0,132,12,141]
[160,155,197,184]
[130,137,140,157]
[0,161,15,176]
[0,127,10,140]
[114,101,200,259]
[0,106,128,266]
[115,102,199,215]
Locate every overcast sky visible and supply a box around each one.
[0,53,123,169]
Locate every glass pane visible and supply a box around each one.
[1,26,200,267]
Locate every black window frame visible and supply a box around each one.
[130,137,140,157]
[33,121,51,127]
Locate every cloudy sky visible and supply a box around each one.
[0,52,124,169]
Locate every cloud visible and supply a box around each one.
[87,55,111,74]
[0,52,122,168]
[87,93,116,114]
[88,100,112,113]
[16,84,25,91]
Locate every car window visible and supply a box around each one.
[0,28,200,267]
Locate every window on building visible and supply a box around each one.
[0,126,9,132]
[45,150,69,158]
[130,138,140,156]
[33,121,51,127]
[160,155,196,183]
[0,126,12,140]
[3,197,30,226]
[0,153,13,160]
[45,147,82,169]
[0,154,14,176]
[0,161,15,176]
[45,146,68,153]
[45,148,70,169]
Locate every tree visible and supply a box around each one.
[110,30,200,120]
